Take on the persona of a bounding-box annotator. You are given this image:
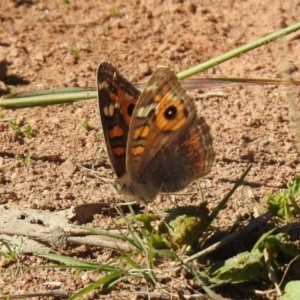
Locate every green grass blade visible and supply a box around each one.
[1,23,300,109]
[177,22,300,80]
[80,225,135,243]
[203,165,252,231]
[119,250,141,269]
[37,253,100,269]
[0,89,94,108]
[2,87,95,99]
[0,78,284,109]
[69,271,124,300]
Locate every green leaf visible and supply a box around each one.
[266,175,300,220]
[282,281,300,300]
[206,249,268,284]
[264,234,300,257]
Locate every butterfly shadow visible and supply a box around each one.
[0,59,30,97]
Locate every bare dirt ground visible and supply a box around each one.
[1,0,300,299]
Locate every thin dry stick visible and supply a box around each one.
[263,255,300,298]
[0,290,69,299]
[0,163,11,169]
[0,227,135,252]
[264,248,282,296]
[278,254,300,288]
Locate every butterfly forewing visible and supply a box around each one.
[97,61,140,178]
[126,66,196,181]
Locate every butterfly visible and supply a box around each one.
[97,61,214,204]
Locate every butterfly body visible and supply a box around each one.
[97,61,214,204]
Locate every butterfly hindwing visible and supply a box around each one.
[147,116,214,193]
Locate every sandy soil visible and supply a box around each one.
[1,0,300,299]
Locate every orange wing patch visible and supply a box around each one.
[112,146,126,157]
[155,94,188,132]
[109,125,124,139]
[130,145,145,156]
[133,125,149,139]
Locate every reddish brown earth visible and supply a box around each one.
[1,0,300,299]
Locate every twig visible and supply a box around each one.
[0,290,69,299]
[264,248,282,296]
[279,254,300,288]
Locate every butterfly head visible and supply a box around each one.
[111,175,157,205]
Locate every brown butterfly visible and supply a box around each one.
[97,61,214,204]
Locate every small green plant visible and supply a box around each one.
[110,6,121,16]
[0,112,6,118]
[9,120,23,136]
[68,47,80,59]
[103,26,110,36]
[17,153,32,165]
[266,175,300,221]
[9,120,34,137]
[0,238,22,263]
[62,0,69,4]
[23,124,34,137]
[82,120,91,131]
[96,131,104,139]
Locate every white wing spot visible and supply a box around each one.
[103,102,120,117]
[103,106,109,116]
[98,81,109,90]
[136,103,157,118]
[164,91,179,102]
[108,103,115,116]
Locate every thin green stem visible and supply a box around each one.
[177,22,300,80]
[1,22,300,109]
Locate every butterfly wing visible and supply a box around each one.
[126,66,196,181]
[97,60,141,178]
[148,115,214,193]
